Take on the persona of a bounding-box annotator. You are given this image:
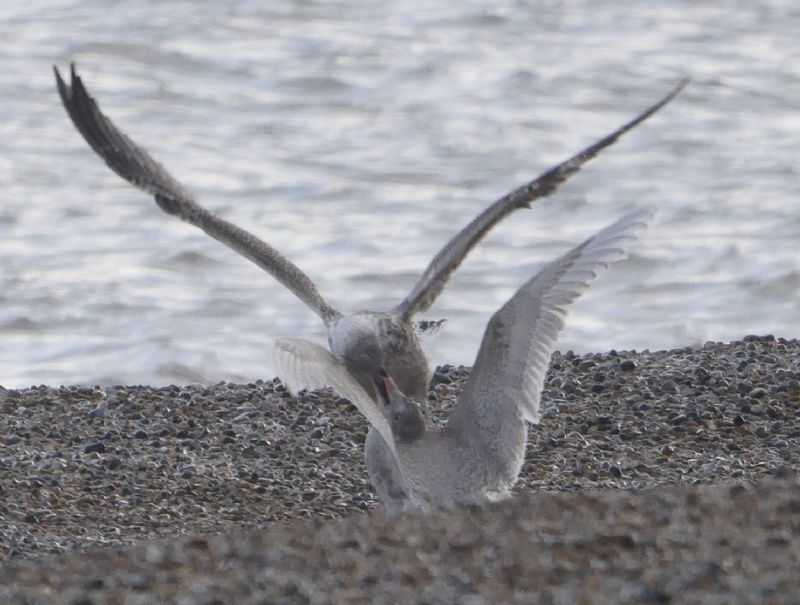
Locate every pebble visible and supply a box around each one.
[431,371,452,385]
[82,442,106,454]
[660,380,678,394]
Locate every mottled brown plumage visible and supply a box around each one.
[278,209,651,512]
[55,64,683,511]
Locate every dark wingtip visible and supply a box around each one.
[664,76,690,104]
[53,65,71,105]
[53,64,64,87]
[641,77,690,120]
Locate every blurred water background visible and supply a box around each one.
[1,0,798,387]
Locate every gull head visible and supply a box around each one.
[329,315,383,376]
[379,370,426,443]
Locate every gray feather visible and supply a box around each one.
[449,208,653,442]
[394,80,686,321]
[273,336,398,459]
[54,64,340,324]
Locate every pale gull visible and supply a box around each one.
[276,208,652,512]
[55,64,681,510]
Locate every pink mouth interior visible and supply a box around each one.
[375,378,390,406]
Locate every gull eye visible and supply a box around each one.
[394,413,401,421]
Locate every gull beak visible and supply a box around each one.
[382,373,398,395]
[375,367,391,406]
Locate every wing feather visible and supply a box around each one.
[447,208,652,443]
[54,64,340,324]
[273,336,397,458]
[394,80,686,321]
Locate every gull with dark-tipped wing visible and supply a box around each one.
[277,208,652,513]
[55,64,684,509]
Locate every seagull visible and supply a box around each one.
[275,208,652,512]
[55,64,683,508]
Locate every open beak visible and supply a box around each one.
[374,368,393,406]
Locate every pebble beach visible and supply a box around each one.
[1,336,799,603]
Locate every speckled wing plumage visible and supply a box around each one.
[273,336,398,458]
[447,208,652,440]
[54,64,341,325]
[393,80,687,321]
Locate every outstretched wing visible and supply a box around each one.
[273,336,397,458]
[446,208,652,443]
[54,64,341,325]
[393,80,686,321]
